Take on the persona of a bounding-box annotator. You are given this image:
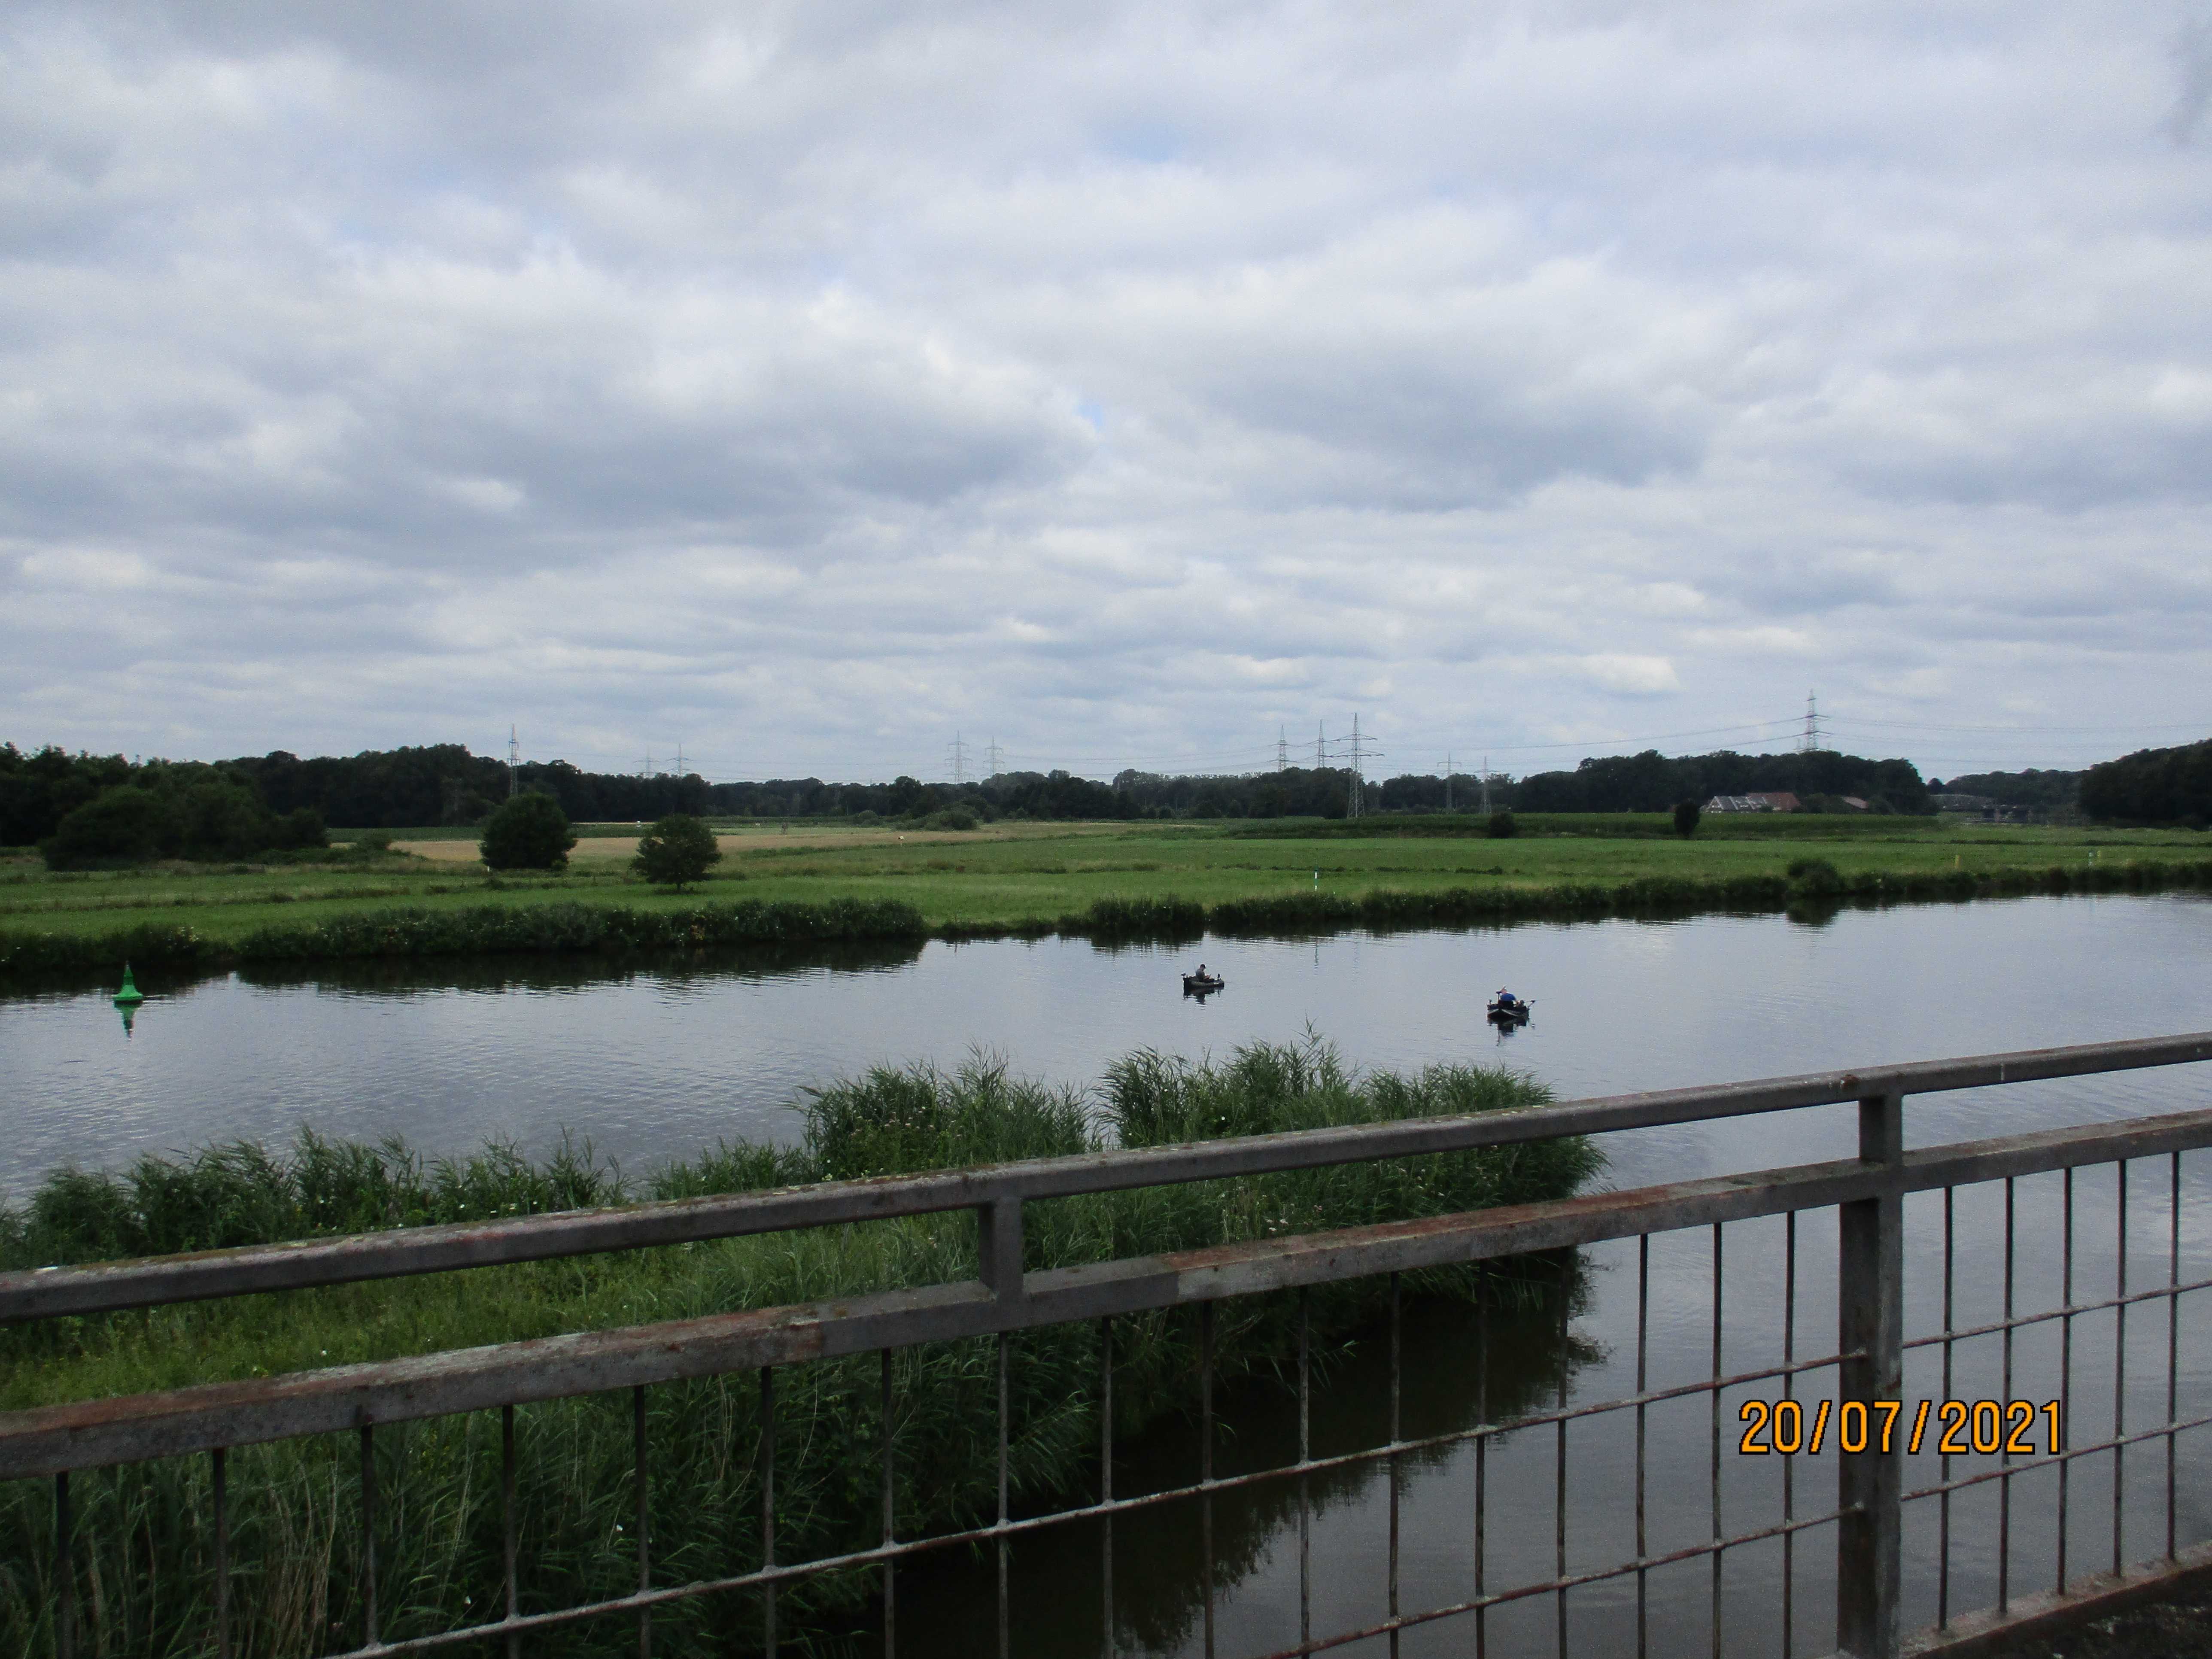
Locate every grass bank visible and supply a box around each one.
[5,818,2209,975]
[1,1039,1593,1656]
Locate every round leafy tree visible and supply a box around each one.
[42,787,166,869]
[1673,798,1701,838]
[632,813,721,890]
[479,792,577,871]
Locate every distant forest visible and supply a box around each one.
[1929,768,2082,809]
[2078,739,2212,827]
[7,739,1963,841]
[1511,749,1934,814]
[15,735,2204,844]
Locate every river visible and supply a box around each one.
[6,893,2212,1653]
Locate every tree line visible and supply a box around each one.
[1508,748,1934,814]
[55,732,2208,863]
[0,744,328,868]
[2078,738,2212,827]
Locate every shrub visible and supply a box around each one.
[1786,856,1843,896]
[40,787,166,869]
[479,792,577,871]
[279,806,328,849]
[1673,798,1701,838]
[1487,809,1519,839]
[632,814,721,890]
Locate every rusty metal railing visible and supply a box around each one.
[5,1030,2211,1657]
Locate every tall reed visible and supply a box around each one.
[1,1038,1594,1656]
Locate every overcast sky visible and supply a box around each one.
[4,3,2209,784]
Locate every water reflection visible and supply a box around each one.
[897,1276,1596,1659]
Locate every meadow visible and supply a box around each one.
[2,815,2207,974]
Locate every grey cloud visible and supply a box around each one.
[4,2,2211,778]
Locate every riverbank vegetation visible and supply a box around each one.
[0,1039,1594,1656]
[3,815,2209,976]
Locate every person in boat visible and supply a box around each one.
[1495,987,1520,1009]
[1195,963,1210,980]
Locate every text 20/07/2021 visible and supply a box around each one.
[1738,1399,2062,1458]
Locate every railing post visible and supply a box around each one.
[978,1197,1024,1306]
[1837,1088,1904,1659]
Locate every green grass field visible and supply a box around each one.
[2,815,2203,951]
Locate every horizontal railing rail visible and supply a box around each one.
[6,1030,2209,1323]
[7,1105,2212,1482]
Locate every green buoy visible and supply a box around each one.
[115,963,145,1035]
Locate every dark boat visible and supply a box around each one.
[1486,997,1531,1024]
[1183,973,1227,995]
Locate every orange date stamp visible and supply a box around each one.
[1737,1398,2063,1456]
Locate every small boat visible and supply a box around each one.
[1486,998,1531,1024]
[1182,972,1227,995]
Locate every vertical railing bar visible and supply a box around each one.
[2058,1170,2073,1595]
[1636,1235,1650,1659]
[1782,1212,1797,1659]
[1476,1268,1488,1659]
[1100,1320,1114,1659]
[1201,1298,1215,1659]
[1710,1221,1724,1659]
[1940,1184,1955,1626]
[1837,1087,1904,1659]
[1555,1254,1572,1657]
[2114,1159,2128,1579]
[882,1348,896,1659]
[2169,1149,2182,1563]
[634,1383,651,1659]
[1298,1291,1311,1655]
[1391,1271,1403,1659]
[55,1470,72,1659]
[502,1404,519,1659]
[761,1368,777,1658]
[361,1424,378,1650]
[1999,1176,2014,1613]
[213,1446,231,1659]
[997,1330,1011,1659]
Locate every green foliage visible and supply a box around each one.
[479,792,577,871]
[0,1040,1592,1656]
[1487,809,1518,838]
[630,814,721,889]
[2081,738,2212,827]
[1516,747,1934,815]
[1673,798,1701,838]
[39,787,167,869]
[1786,856,1844,896]
[1070,894,1206,939]
[35,763,321,870]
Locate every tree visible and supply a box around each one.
[41,787,167,869]
[1673,798,1701,838]
[632,813,721,890]
[480,792,577,871]
[1487,809,1518,839]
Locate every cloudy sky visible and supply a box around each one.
[5,3,2209,784]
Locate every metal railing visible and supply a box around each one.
[5,1030,2211,1658]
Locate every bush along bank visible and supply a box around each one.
[0,895,931,975]
[0,1039,1596,1657]
[6,855,2211,977]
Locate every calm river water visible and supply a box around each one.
[6,893,2212,1654]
